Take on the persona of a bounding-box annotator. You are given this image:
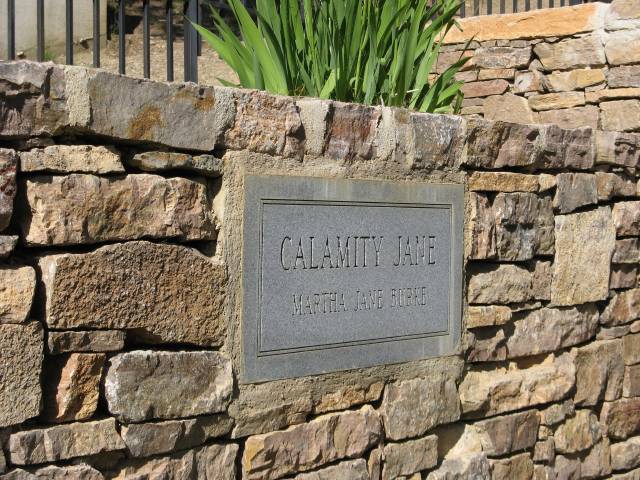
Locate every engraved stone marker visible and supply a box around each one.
[242,175,463,382]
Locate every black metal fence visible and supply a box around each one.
[4,0,610,84]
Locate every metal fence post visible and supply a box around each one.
[167,0,174,82]
[66,0,73,64]
[184,0,199,83]
[93,0,100,67]
[119,0,126,74]
[7,0,15,60]
[37,0,44,61]
[143,0,150,78]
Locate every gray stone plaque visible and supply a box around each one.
[241,175,463,383]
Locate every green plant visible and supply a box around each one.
[195,0,469,113]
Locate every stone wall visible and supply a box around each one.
[0,59,639,480]
[442,0,640,133]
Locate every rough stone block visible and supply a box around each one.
[581,439,612,479]
[461,80,509,99]
[0,322,42,428]
[230,396,312,439]
[43,353,105,423]
[611,265,638,290]
[459,353,575,418]
[40,241,226,346]
[483,94,537,124]
[9,418,124,465]
[381,376,460,441]
[614,239,640,264]
[382,435,438,480]
[606,29,640,66]
[601,397,640,440]
[597,172,637,202]
[538,106,599,130]
[601,100,640,132]
[534,35,606,71]
[537,125,595,170]
[313,382,384,414]
[242,406,381,480]
[110,443,237,480]
[0,149,17,232]
[469,172,539,194]
[464,120,541,169]
[624,365,640,397]
[514,70,545,93]
[613,201,640,237]
[121,415,233,457]
[467,193,496,260]
[478,68,515,80]
[473,47,531,69]
[506,305,599,359]
[602,289,640,326]
[23,174,215,246]
[1,465,104,479]
[409,113,466,170]
[551,207,616,306]
[555,410,602,454]
[105,351,233,423]
[611,436,640,472]
[596,131,640,168]
[47,330,125,354]
[291,460,369,480]
[20,145,124,174]
[321,102,378,161]
[468,263,534,305]
[624,333,640,365]
[553,173,598,214]
[0,235,17,259]
[609,65,640,88]
[474,410,539,457]
[466,328,506,363]
[529,92,585,112]
[0,267,35,324]
[467,305,512,329]
[546,69,606,92]
[129,151,222,177]
[489,453,534,480]
[574,339,624,406]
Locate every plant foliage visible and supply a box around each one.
[194,0,469,113]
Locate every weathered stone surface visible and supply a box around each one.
[555,410,602,454]
[381,376,460,441]
[609,65,640,88]
[538,106,599,130]
[597,172,637,202]
[514,70,545,93]
[601,289,640,326]
[613,202,640,236]
[468,264,534,305]
[0,236,17,258]
[20,145,123,174]
[105,351,233,422]
[466,328,506,363]
[490,453,534,480]
[553,455,581,480]
[483,94,537,124]
[242,406,381,480]
[129,151,223,177]
[426,453,491,480]
[546,69,606,92]
[529,92,585,112]
[459,353,575,418]
[606,29,640,66]
[533,438,554,463]
[230,396,312,439]
[23,174,215,246]
[574,339,624,406]
[598,324,632,340]
[443,4,603,43]
[587,87,640,103]
[551,207,616,306]
[291,460,369,480]
[624,365,640,397]
[601,100,640,131]
[408,113,466,170]
[506,305,599,359]
[538,125,595,171]
[121,415,233,457]
[601,397,640,440]
[9,418,124,465]
[540,399,575,426]
[0,149,17,232]
[0,267,35,324]
[43,353,104,423]
[461,80,509,99]
[111,443,237,480]
[611,436,640,471]
[624,333,640,365]
[467,305,512,329]
[47,330,125,354]
[473,47,531,69]
[382,435,438,480]
[493,193,554,260]
[465,120,540,169]
[40,241,226,346]
[611,265,638,290]
[0,465,104,479]
[478,68,515,80]
[534,35,606,71]
[614,239,640,264]
[581,439,612,479]
[313,382,384,414]
[607,0,640,26]
[553,173,598,214]
[469,172,538,193]
[0,322,42,428]
[609,468,640,480]
[321,102,379,160]
[474,410,539,457]
[468,193,496,260]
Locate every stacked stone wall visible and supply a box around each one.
[0,58,639,479]
[442,0,640,133]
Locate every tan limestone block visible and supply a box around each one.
[20,145,124,174]
[483,94,537,124]
[0,267,35,324]
[528,92,585,112]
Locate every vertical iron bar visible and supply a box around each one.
[487,0,492,15]
[460,1,465,18]
[549,0,554,7]
[143,0,150,78]
[7,0,15,60]
[473,0,479,16]
[184,0,198,82]
[119,0,126,74]
[513,0,518,13]
[37,0,44,61]
[500,0,505,14]
[197,0,202,56]
[167,0,174,81]
[66,0,73,64]
[538,0,542,8]
[525,0,531,11]
[93,0,100,67]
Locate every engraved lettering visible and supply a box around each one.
[294,238,307,270]
[429,236,436,265]
[309,237,319,269]
[281,236,292,270]
[321,237,334,269]
[373,236,383,266]
[336,236,350,268]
